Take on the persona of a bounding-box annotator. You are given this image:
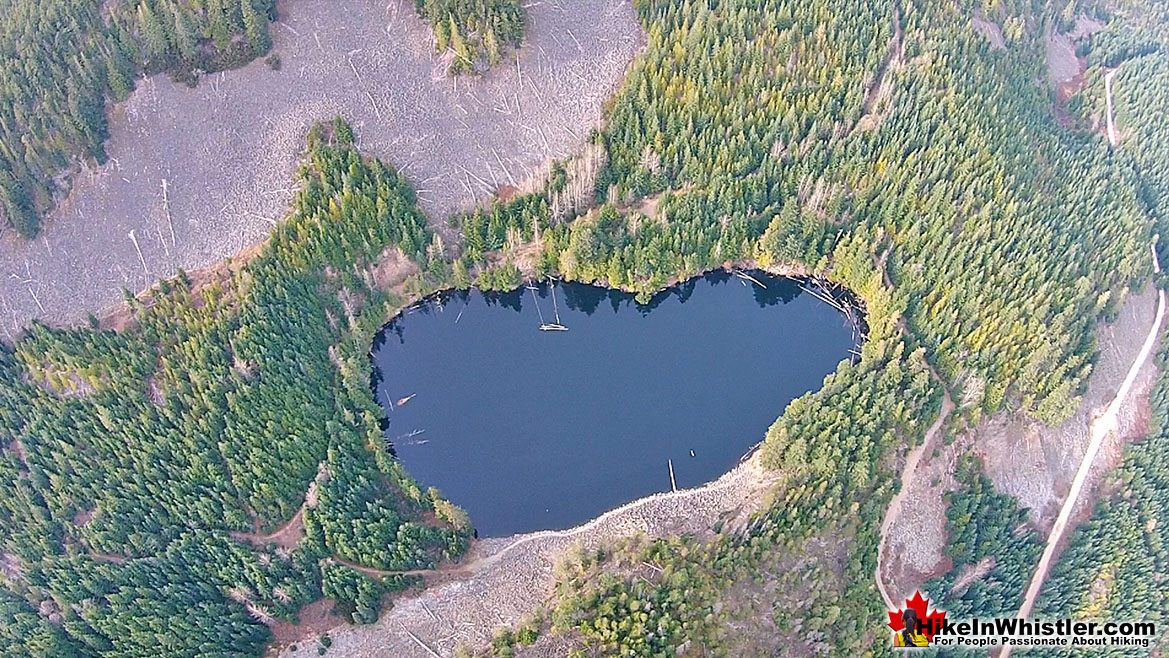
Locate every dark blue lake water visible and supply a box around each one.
[371,271,856,537]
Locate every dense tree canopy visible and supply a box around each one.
[414,0,524,73]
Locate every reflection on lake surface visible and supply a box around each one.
[371,271,857,537]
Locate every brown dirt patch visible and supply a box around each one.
[370,247,420,291]
[267,599,342,653]
[94,238,264,334]
[496,184,519,202]
[232,508,306,552]
[73,508,95,527]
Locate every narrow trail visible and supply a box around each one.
[1105,69,1119,147]
[875,385,954,611]
[874,249,955,611]
[852,2,904,135]
[331,556,465,581]
[230,506,304,546]
[999,239,1164,658]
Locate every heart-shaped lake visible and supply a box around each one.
[371,270,858,537]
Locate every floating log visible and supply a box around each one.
[549,277,569,330]
[732,269,767,289]
[529,283,548,327]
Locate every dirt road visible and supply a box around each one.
[1105,69,1119,146]
[999,239,1164,658]
[876,388,954,611]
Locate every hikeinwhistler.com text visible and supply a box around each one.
[925,617,1158,649]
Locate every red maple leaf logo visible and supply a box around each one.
[887,591,947,642]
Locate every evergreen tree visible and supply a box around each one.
[241,0,271,55]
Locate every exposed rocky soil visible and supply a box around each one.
[979,285,1159,530]
[0,0,644,337]
[1045,16,1104,102]
[972,15,1006,50]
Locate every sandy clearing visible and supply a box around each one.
[0,0,645,336]
[277,454,779,658]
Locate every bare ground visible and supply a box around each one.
[231,508,306,552]
[0,0,644,337]
[972,15,1006,50]
[268,599,338,649]
[1046,30,1081,87]
[1045,16,1104,100]
[878,389,955,606]
[277,454,779,658]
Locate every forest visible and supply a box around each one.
[0,0,276,238]
[413,0,525,73]
[922,458,1043,620]
[0,120,470,657]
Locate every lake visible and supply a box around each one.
[370,271,857,537]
